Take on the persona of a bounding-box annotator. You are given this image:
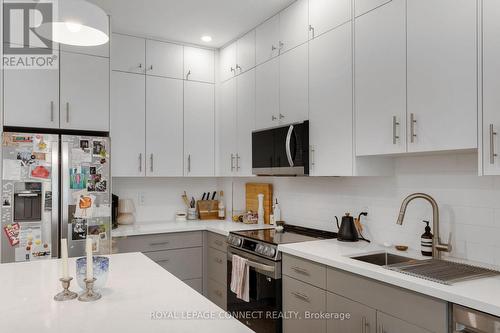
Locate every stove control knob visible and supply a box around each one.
[230,236,242,247]
[255,244,264,254]
[264,246,276,258]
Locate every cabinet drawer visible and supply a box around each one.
[207,278,227,310]
[114,231,203,253]
[145,247,202,280]
[207,247,227,284]
[283,276,327,333]
[207,232,227,252]
[283,254,327,288]
[326,268,448,333]
[184,278,203,294]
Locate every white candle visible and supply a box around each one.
[86,238,93,280]
[61,239,69,279]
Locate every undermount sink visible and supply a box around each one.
[351,252,420,267]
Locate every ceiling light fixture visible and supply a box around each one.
[36,0,109,47]
[201,35,212,43]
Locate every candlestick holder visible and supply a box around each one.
[54,277,78,301]
[78,278,101,302]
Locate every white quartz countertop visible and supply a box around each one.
[278,239,500,317]
[0,252,252,333]
[112,220,275,238]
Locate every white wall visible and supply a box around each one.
[220,152,500,267]
[112,177,217,222]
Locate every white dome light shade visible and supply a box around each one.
[36,0,109,46]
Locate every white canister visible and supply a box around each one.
[257,193,265,224]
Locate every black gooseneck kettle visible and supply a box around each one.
[335,213,358,242]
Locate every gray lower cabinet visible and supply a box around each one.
[206,232,228,310]
[377,312,431,333]
[113,231,203,293]
[283,275,327,333]
[326,292,376,333]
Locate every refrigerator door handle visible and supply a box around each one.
[51,140,60,258]
[61,141,70,251]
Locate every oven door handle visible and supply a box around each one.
[285,125,294,167]
[228,255,276,273]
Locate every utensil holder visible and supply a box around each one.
[197,200,219,220]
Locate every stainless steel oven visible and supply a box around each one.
[252,121,309,176]
[453,304,500,332]
[227,247,282,333]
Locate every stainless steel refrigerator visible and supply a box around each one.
[1,132,111,263]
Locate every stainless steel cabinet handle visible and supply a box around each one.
[279,41,284,50]
[186,70,191,80]
[362,317,366,333]
[310,145,315,169]
[156,259,170,263]
[279,113,285,120]
[230,67,235,73]
[214,240,223,246]
[215,290,223,297]
[236,64,242,73]
[150,241,169,246]
[139,153,142,173]
[214,257,223,264]
[410,113,417,143]
[271,45,277,51]
[392,116,400,144]
[272,115,277,121]
[236,154,241,171]
[291,266,309,275]
[291,291,310,302]
[150,154,154,172]
[231,153,235,172]
[309,25,315,39]
[50,101,54,122]
[148,65,153,71]
[187,154,191,173]
[66,102,70,123]
[490,124,498,164]
[286,125,294,167]
[138,63,143,69]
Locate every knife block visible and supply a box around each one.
[197,200,219,220]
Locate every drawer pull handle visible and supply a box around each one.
[214,258,223,264]
[156,259,170,263]
[215,290,223,297]
[291,291,310,302]
[291,266,310,275]
[150,241,170,246]
[214,240,223,246]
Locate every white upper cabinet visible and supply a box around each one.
[184,47,215,83]
[236,30,256,74]
[111,33,145,74]
[111,71,146,177]
[309,24,353,176]
[256,15,280,65]
[219,42,237,82]
[146,76,184,177]
[279,0,309,53]
[184,81,215,176]
[145,40,183,79]
[236,69,256,176]
[216,79,237,176]
[60,52,110,131]
[3,68,59,129]
[407,0,477,153]
[482,0,500,175]
[279,43,309,125]
[355,0,406,156]
[309,0,351,38]
[355,0,392,17]
[255,57,280,130]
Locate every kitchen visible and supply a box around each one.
[1,0,500,332]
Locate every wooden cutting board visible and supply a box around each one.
[246,183,273,224]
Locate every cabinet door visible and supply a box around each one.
[256,15,280,65]
[255,57,279,130]
[111,33,145,74]
[309,0,351,38]
[236,69,256,176]
[184,81,215,176]
[3,68,59,128]
[110,71,145,177]
[279,43,308,125]
[60,52,109,131]
[216,79,237,176]
[279,0,309,53]
[327,292,376,333]
[483,0,500,175]
[309,24,352,176]
[236,30,256,74]
[355,0,392,17]
[355,0,406,156]
[407,0,477,153]
[184,47,215,83]
[146,76,183,177]
[145,40,183,79]
[377,312,431,333]
[283,276,327,333]
[219,42,236,82]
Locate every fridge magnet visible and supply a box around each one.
[2,194,12,207]
[71,148,92,164]
[12,135,33,143]
[70,167,90,190]
[3,223,20,246]
[89,166,97,175]
[79,139,90,152]
[89,234,100,252]
[74,194,95,218]
[88,224,107,239]
[92,140,106,157]
[33,152,46,161]
[32,135,48,153]
[30,164,51,180]
[44,191,52,211]
[16,151,36,166]
[71,218,88,240]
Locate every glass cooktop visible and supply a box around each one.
[232,225,337,245]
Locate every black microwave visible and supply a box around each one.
[252,121,309,176]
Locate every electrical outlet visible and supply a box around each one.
[138,192,146,206]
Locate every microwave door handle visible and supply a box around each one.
[286,125,294,167]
